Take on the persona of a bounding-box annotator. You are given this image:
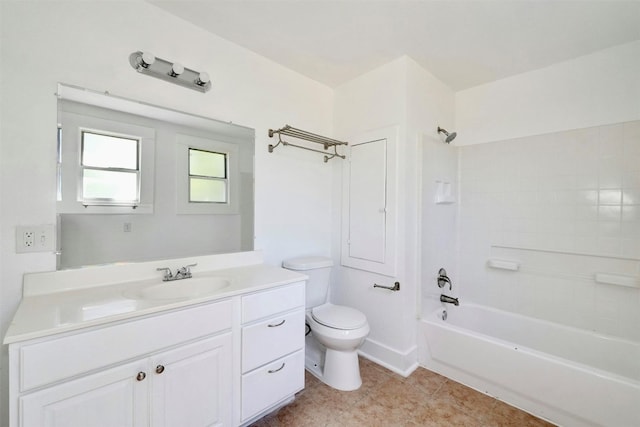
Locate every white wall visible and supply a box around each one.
[456,40,640,145]
[332,57,410,372]
[0,1,334,422]
[332,57,455,374]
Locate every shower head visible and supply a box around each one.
[437,126,457,143]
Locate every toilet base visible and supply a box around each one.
[305,335,363,391]
[322,348,362,391]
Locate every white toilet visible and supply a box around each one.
[283,256,369,391]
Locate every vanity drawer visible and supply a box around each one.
[241,282,305,323]
[241,350,304,421]
[242,309,304,373]
[19,299,232,392]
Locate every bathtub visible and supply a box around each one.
[419,303,640,427]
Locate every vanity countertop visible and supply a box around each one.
[4,261,307,345]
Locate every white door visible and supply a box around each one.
[20,359,148,427]
[150,333,233,427]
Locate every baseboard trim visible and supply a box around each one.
[358,337,418,377]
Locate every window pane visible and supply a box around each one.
[83,169,138,201]
[190,178,226,203]
[83,132,138,169]
[189,149,226,178]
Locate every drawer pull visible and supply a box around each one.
[155,365,165,374]
[268,363,285,373]
[136,372,146,381]
[268,319,286,327]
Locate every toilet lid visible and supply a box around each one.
[311,304,367,330]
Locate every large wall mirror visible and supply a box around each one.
[56,84,254,270]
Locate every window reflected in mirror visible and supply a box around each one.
[188,148,227,203]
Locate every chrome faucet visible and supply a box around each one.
[157,263,197,281]
[440,294,459,306]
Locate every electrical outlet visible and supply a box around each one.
[16,225,56,253]
[23,231,35,247]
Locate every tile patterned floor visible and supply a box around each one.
[250,357,556,426]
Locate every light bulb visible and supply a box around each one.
[196,72,210,85]
[140,52,155,68]
[170,63,184,77]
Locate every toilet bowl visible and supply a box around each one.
[306,304,370,390]
[282,256,370,391]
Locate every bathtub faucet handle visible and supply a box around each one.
[437,268,452,290]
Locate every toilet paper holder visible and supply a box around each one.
[373,282,400,291]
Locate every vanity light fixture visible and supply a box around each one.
[129,51,211,93]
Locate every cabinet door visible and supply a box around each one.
[150,333,232,427]
[341,125,398,276]
[20,359,148,427]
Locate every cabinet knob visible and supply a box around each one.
[267,319,286,327]
[136,371,146,381]
[155,365,165,374]
[268,363,285,373]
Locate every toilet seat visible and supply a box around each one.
[311,304,367,330]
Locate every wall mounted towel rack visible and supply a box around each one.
[268,124,348,163]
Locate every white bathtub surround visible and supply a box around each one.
[420,304,640,427]
[458,120,640,342]
[422,118,640,426]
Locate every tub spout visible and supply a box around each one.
[440,294,459,306]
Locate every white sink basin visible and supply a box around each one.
[126,277,231,300]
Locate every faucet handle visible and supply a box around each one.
[437,268,452,290]
[176,263,197,278]
[182,263,197,274]
[157,267,173,281]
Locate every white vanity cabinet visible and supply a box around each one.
[6,255,309,427]
[8,300,233,427]
[240,282,306,423]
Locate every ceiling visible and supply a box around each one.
[149,1,640,91]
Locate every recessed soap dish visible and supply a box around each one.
[435,180,455,204]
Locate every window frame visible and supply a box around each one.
[176,133,239,215]
[57,106,156,215]
[187,148,228,204]
[79,128,142,207]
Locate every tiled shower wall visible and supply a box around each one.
[458,120,640,341]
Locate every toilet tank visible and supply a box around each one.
[282,256,333,308]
